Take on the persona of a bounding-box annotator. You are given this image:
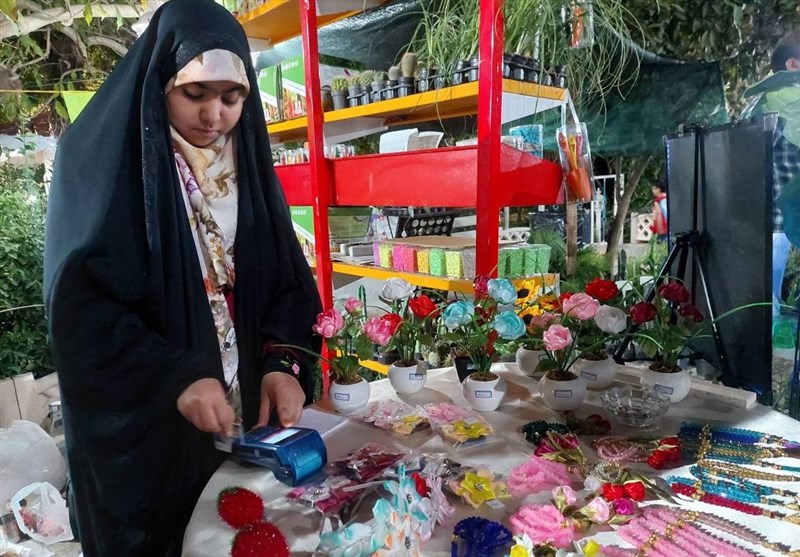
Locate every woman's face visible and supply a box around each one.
[166,80,246,147]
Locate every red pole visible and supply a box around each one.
[299,0,332,394]
[476,0,504,277]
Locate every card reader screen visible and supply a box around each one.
[259,428,299,445]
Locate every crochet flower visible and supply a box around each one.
[364,316,393,346]
[312,309,345,338]
[343,297,364,314]
[543,324,573,351]
[425,475,455,526]
[623,480,646,502]
[491,310,526,340]
[601,483,626,502]
[561,293,600,320]
[488,278,518,304]
[380,278,415,301]
[442,300,475,329]
[451,469,508,508]
[584,278,619,302]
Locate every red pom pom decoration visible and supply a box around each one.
[218,487,264,529]
[231,522,289,557]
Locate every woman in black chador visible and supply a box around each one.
[44,1,320,554]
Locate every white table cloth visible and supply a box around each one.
[183,364,800,556]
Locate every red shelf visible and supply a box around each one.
[275,162,314,205]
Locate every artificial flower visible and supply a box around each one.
[380,313,403,335]
[585,278,619,302]
[593,305,627,334]
[630,302,658,325]
[442,300,475,329]
[473,275,491,298]
[552,485,577,509]
[543,324,573,351]
[425,475,455,526]
[529,311,558,330]
[364,316,393,346]
[407,294,438,319]
[312,309,345,338]
[623,481,646,502]
[344,297,364,314]
[538,294,560,312]
[373,500,423,557]
[558,292,574,306]
[561,293,600,320]
[380,278,415,301]
[451,469,509,508]
[411,472,429,497]
[491,310,527,340]
[658,282,690,303]
[509,504,576,548]
[452,420,490,440]
[509,533,536,557]
[317,522,380,557]
[612,497,637,516]
[601,483,626,502]
[488,278,518,304]
[647,450,668,469]
[678,303,704,323]
[579,496,610,523]
[583,476,603,493]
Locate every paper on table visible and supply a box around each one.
[296,408,349,438]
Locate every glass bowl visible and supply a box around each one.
[601,385,670,429]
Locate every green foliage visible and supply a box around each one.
[528,228,610,289]
[330,76,348,92]
[0,159,52,378]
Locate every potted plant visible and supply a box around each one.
[358,70,375,105]
[346,74,362,107]
[416,64,430,93]
[385,65,401,99]
[441,276,526,411]
[370,71,386,102]
[631,281,704,403]
[537,318,588,412]
[330,77,348,110]
[399,52,417,97]
[511,284,561,375]
[369,278,436,395]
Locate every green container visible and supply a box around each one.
[429,248,446,276]
[445,250,463,277]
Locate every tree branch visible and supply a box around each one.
[605,156,653,260]
[12,29,50,72]
[58,25,87,62]
[87,35,128,56]
[1,4,142,40]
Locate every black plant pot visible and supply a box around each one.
[454,356,478,383]
[432,75,447,89]
[467,56,479,82]
[554,65,567,88]
[416,67,429,92]
[527,59,541,84]
[371,81,385,101]
[332,91,347,110]
[511,54,527,81]
[503,53,513,78]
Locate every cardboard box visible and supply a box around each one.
[280,55,351,119]
[257,65,282,123]
[290,206,372,267]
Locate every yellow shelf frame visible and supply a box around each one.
[236,0,365,44]
[359,359,389,375]
[268,80,567,143]
[331,261,475,294]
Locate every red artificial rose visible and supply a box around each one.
[408,294,438,319]
[473,275,490,298]
[647,450,667,469]
[585,278,619,302]
[658,282,690,303]
[630,302,658,325]
[678,304,704,323]
[486,329,499,355]
[475,305,496,325]
[658,436,680,447]
[380,313,403,335]
[411,472,430,497]
[623,481,646,502]
[601,483,626,501]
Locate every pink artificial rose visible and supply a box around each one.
[344,297,364,314]
[552,485,577,507]
[561,293,601,320]
[312,309,345,338]
[529,312,558,330]
[543,324,573,351]
[581,496,611,523]
[612,497,638,516]
[364,316,393,346]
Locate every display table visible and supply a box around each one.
[182,364,800,556]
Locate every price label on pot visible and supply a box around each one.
[580,371,597,381]
[409,373,425,381]
[554,389,573,398]
[333,393,351,401]
[654,384,674,396]
[474,390,493,399]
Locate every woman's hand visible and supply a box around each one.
[257,372,305,428]
[177,378,235,437]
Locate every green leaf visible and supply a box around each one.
[19,35,43,57]
[83,2,93,25]
[0,0,17,20]
[535,358,558,373]
[54,99,69,120]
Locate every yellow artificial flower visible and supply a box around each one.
[459,471,496,507]
[452,420,490,440]
[513,279,539,306]
[538,293,559,311]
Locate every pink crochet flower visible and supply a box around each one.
[312,309,344,338]
[344,297,364,314]
[509,504,576,549]
[364,316,393,346]
[543,324,572,351]
[561,293,600,320]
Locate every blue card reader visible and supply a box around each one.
[232,426,327,486]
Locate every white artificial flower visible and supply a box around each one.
[593,305,627,334]
[583,475,603,493]
[380,278,415,301]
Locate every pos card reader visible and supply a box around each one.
[232,426,327,486]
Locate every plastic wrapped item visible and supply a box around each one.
[445,467,511,509]
[10,482,73,545]
[421,403,499,453]
[329,444,405,482]
[0,540,32,557]
[351,400,429,436]
[557,121,594,203]
[0,421,67,511]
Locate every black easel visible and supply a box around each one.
[613,125,730,379]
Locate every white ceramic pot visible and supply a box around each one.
[388,361,427,394]
[515,347,544,375]
[329,378,370,413]
[461,373,507,411]
[573,357,617,390]
[641,367,692,403]
[538,375,587,411]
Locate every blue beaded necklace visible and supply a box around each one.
[688,467,800,508]
[667,476,796,508]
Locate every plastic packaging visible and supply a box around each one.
[557,121,594,203]
[351,400,429,435]
[0,421,67,511]
[10,482,73,545]
[421,403,499,453]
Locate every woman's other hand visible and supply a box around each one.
[257,373,305,428]
[177,378,235,437]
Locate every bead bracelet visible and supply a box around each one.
[592,436,649,464]
[451,517,512,557]
[521,420,569,446]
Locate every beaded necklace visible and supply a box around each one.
[685,424,800,472]
[697,459,800,482]
[680,421,800,451]
[669,480,800,524]
[668,476,799,509]
[690,464,800,501]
